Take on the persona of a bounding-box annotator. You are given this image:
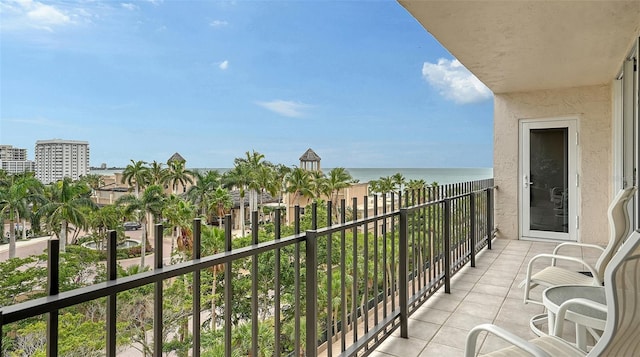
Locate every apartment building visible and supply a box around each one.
[0,144,35,175]
[34,139,90,184]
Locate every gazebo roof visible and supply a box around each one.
[167,152,186,164]
[299,148,321,162]
[229,190,280,208]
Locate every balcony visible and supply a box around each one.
[370,238,600,356]
[0,178,597,356]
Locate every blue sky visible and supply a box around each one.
[0,0,494,169]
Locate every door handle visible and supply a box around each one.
[524,175,533,188]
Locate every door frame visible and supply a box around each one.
[519,117,579,242]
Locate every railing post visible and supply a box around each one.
[192,218,201,357]
[486,187,493,250]
[0,310,3,354]
[325,201,333,357]
[294,205,301,355]
[312,202,317,230]
[274,209,282,357]
[224,214,233,357]
[444,199,451,293]
[251,211,259,357]
[154,223,163,357]
[295,205,301,234]
[399,208,409,338]
[470,193,476,268]
[275,207,281,238]
[47,238,59,357]
[106,230,117,357]
[306,230,318,357]
[351,197,358,341]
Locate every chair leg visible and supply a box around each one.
[529,313,548,337]
[576,325,587,352]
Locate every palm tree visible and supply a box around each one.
[326,167,353,211]
[121,160,151,198]
[163,160,194,195]
[0,174,45,258]
[408,179,426,191]
[163,195,195,255]
[186,170,221,220]
[117,185,166,268]
[148,161,166,185]
[285,167,314,206]
[255,165,277,222]
[407,178,427,203]
[223,163,251,234]
[87,205,121,250]
[237,150,265,214]
[81,174,105,199]
[392,172,406,193]
[378,176,395,194]
[272,164,292,209]
[201,225,226,330]
[40,177,97,252]
[310,170,329,200]
[208,187,233,229]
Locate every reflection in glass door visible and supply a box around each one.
[529,128,568,232]
[521,119,577,241]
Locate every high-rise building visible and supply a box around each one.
[0,145,28,161]
[35,139,90,184]
[0,144,35,175]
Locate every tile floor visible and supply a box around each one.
[370,238,602,357]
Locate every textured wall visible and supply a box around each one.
[494,85,612,244]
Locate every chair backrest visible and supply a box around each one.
[594,186,636,282]
[588,229,640,356]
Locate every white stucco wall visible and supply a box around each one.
[494,84,612,245]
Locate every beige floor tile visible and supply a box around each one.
[405,319,440,341]
[418,342,465,357]
[456,300,501,320]
[376,335,427,357]
[471,283,510,297]
[411,307,452,325]
[372,239,574,357]
[477,275,516,288]
[444,311,491,330]
[452,273,482,284]
[430,325,471,349]
[462,291,502,306]
[367,351,395,357]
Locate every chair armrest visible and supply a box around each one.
[465,323,551,357]
[525,253,601,285]
[553,298,607,336]
[552,242,605,256]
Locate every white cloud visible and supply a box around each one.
[0,0,86,32]
[218,60,229,70]
[210,20,228,27]
[143,0,163,6]
[255,100,312,118]
[21,0,71,31]
[121,3,138,11]
[421,58,492,104]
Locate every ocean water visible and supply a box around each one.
[91,167,493,185]
[341,168,493,185]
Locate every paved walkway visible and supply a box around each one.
[0,226,250,268]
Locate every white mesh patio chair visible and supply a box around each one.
[464,228,640,357]
[521,186,636,306]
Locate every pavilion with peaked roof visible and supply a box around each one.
[167,152,186,164]
[299,148,321,171]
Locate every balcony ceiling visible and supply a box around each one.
[399,1,640,94]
